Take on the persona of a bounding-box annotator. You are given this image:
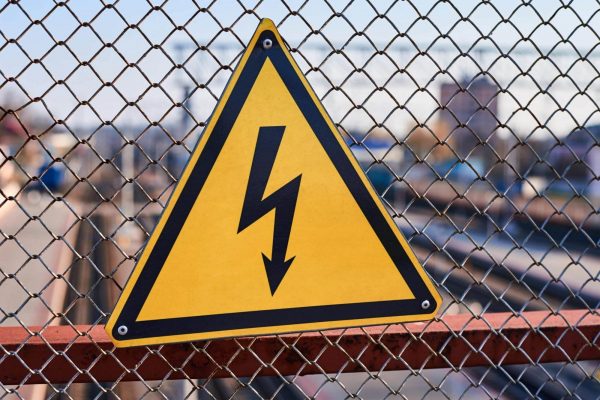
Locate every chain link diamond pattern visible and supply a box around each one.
[0,1,598,399]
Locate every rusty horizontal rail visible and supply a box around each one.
[1,310,598,385]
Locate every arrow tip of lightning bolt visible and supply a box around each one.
[262,253,296,295]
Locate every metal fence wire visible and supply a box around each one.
[0,0,599,399]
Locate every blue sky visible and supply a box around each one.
[1,0,599,138]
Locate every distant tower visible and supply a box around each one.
[439,77,498,158]
[180,84,193,133]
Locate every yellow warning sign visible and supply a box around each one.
[106,19,441,347]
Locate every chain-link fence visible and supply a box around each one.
[0,0,599,399]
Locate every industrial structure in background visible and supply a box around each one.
[439,77,499,154]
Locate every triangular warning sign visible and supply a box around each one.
[106,19,440,347]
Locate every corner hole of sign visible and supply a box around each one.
[117,325,128,336]
[262,38,273,49]
[421,300,431,310]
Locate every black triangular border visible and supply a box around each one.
[111,24,437,341]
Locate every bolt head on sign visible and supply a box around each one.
[106,19,441,347]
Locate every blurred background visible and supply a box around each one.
[0,0,599,399]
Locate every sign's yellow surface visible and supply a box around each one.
[106,19,441,347]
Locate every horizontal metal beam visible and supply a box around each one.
[0,310,598,385]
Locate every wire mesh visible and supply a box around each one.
[0,0,598,399]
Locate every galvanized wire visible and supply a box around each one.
[0,0,599,399]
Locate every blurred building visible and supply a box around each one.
[439,77,499,158]
[547,125,600,198]
[0,112,26,144]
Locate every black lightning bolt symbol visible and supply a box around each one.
[238,126,302,295]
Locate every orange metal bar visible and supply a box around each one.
[0,310,598,385]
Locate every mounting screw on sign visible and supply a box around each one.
[421,300,430,310]
[117,325,128,336]
[262,38,273,49]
